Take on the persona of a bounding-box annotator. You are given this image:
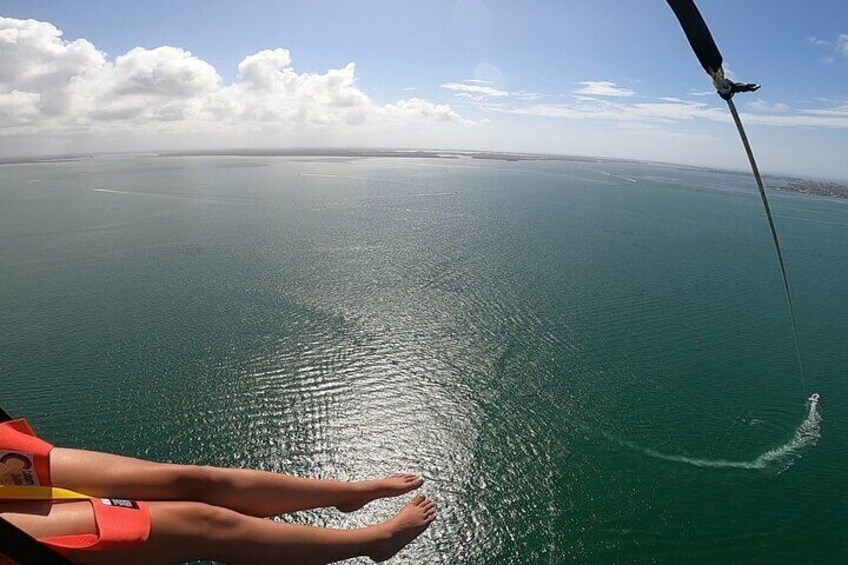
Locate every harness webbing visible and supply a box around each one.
[0,407,76,565]
[0,486,92,501]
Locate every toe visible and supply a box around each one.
[411,494,426,505]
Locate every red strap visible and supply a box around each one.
[37,534,99,553]
[0,419,53,487]
[91,499,151,550]
[39,499,150,553]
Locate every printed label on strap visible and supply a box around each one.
[101,498,140,509]
[0,451,40,486]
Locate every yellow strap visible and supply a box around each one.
[0,486,92,500]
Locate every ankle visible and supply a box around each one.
[350,480,370,494]
[361,526,393,559]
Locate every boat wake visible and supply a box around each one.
[612,394,821,472]
[598,169,638,183]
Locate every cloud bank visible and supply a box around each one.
[439,73,848,130]
[1,16,845,178]
[0,16,469,149]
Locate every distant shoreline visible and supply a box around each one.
[767,178,848,200]
[2,148,847,199]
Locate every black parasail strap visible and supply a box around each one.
[667,0,724,76]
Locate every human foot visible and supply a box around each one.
[367,494,437,562]
[336,473,424,513]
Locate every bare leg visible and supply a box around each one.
[50,448,423,517]
[1,496,437,565]
[0,500,95,539]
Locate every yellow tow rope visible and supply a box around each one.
[0,486,92,500]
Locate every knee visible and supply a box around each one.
[177,502,244,538]
[168,464,222,501]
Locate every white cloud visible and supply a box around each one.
[799,104,848,117]
[440,81,508,97]
[838,34,848,57]
[383,97,463,122]
[440,80,548,105]
[0,17,471,146]
[207,54,375,127]
[460,79,848,131]
[0,89,41,126]
[573,81,635,98]
[237,48,292,88]
[748,99,790,113]
[511,90,545,101]
[807,33,848,61]
[0,16,104,118]
[477,95,848,130]
[112,46,220,96]
[806,36,830,47]
[65,46,222,124]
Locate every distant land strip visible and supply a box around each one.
[2,148,846,199]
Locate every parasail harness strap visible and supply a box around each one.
[0,406,76,565]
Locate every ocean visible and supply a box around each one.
[1,155,846,563]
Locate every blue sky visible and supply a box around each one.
[1,1,846,179]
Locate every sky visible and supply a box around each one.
[0,0,846,179]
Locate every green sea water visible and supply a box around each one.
[1,155,846,564]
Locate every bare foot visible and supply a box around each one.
[336,473,424,513]
[367,494,437,562]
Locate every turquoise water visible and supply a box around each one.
[1,156,846,563]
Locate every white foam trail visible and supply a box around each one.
[598,170,638,183]
[299,172,408,184]
[300,172,347,178]
[613,396,821,472]
[92,188,230,204]
[93,188,180,198]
